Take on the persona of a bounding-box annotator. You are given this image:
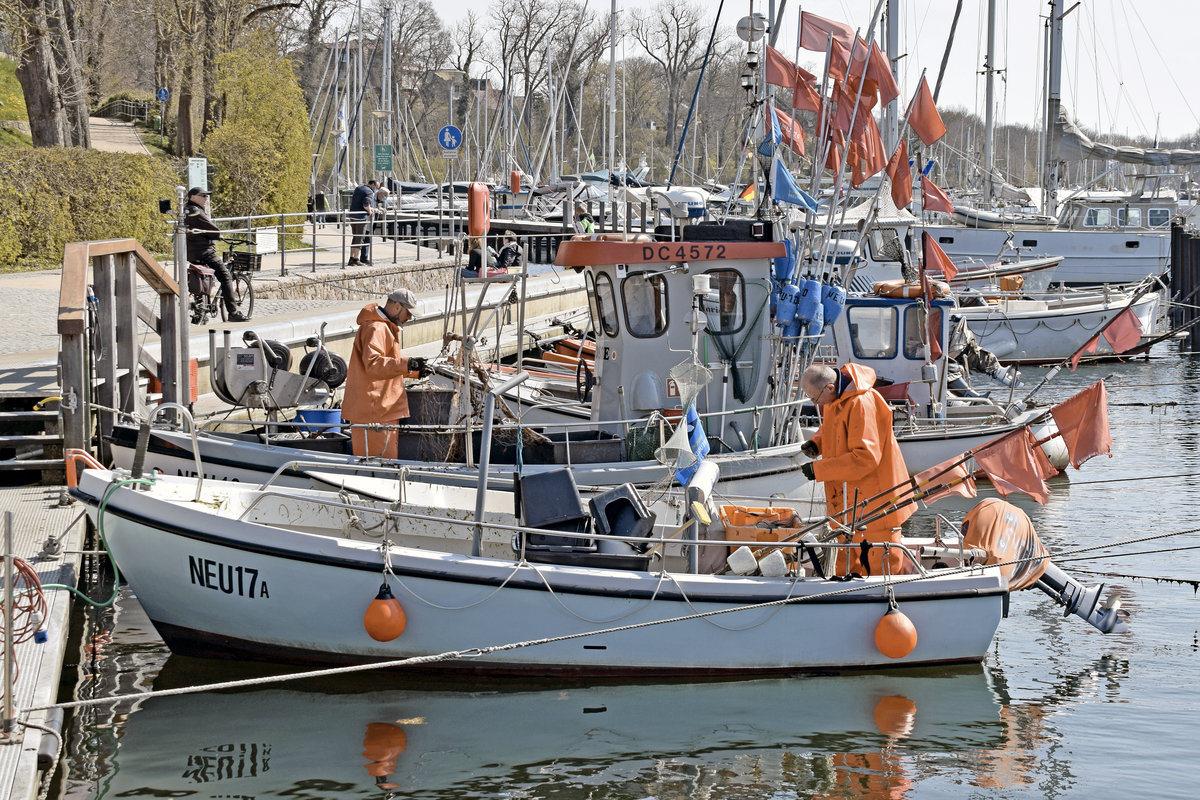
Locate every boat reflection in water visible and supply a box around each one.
[97,664,1005,798]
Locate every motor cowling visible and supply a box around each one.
[961,498,1129,634]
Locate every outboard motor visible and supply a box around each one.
[961,498,1129,634]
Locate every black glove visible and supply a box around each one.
[800,439,819,458]
[408,356,427,376]
[801,461,816,482]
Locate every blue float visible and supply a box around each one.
[806,302,825,338]
[775,283,799,326]
[772,239,796,284]
[820,282,847,326]
[796,278,821,324]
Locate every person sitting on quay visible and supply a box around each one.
[494,230,521,272]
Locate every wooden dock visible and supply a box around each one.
[0,483,89,800]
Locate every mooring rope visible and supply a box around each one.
[22,519,1200,715]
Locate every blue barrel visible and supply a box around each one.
[775,283,799,326]
[772,239,796,284]
[795,278,821,324]
[806,302,825,338]
[821,283,847,325]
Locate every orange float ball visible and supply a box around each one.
[874,607,918,659]
[364,583,407,641]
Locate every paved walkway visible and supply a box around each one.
[87,116,150,155]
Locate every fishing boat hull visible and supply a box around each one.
[960,290,1161,365]
[74,469,1008,674]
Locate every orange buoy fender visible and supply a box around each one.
[874,606,918,659]
[364,582,407,641]
[510,170,521,195]
[468,182,491,237]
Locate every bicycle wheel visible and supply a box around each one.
[219,274,255,321]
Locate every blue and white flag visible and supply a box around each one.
[675,404,711,485]
[336,99,348,148]
[773,159,819,212]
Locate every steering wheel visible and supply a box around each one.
[575,358,595,403]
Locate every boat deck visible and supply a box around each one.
[0,483,89,800]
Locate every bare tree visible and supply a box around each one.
[629,0,714,161]
[4,0,90,145]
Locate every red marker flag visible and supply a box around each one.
[922,230,958,280]
[1050,381,1113,469]
[920,175,954,215]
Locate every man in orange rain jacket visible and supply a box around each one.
[800,362,913,575]
[342,288,429,458]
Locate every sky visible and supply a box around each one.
[435,0,1200,143]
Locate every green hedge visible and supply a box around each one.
[0,148,178,270]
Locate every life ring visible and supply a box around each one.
[872,279,951,299]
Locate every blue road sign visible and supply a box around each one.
[438,125,463,150]
[156,88,169,102]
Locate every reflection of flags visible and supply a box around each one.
[920,175,954,215]
[906,75,947,145]
[974,432,1050,505]
[913,456,976,506]
[675,405,710,485]
[922,231,958,279]
[1050,381,1113,468]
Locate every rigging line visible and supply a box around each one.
[1125,0,1199,131]
[1066,567,1199,591]
[667,0,724,188]
[1054,544,1200,563]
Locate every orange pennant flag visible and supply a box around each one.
[886,138,912,209]
[1101,307,1144,354]
[922,230,958,279]
[765,46,798,89]
[799,11,855,51]
[1026,428,1059,480]
[913,456,977,506]
[906,75,947,145]
[793,69,823,114]
[774,107,806,156]
[1050,381,1113,469]
[1069,335,1100,370]
[868,42,899,106]
[973,431,1051,505]
[920,175,954,215]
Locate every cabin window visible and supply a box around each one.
[621,271,668,337]
[592,272,619,337]
[1148,208,1171,227]
[847,306,897,359]
[867,227,905,262]
[903,306,940,359]
[1117,207,1142,228]
[702,269,745,334]
[1083,207,1112,227]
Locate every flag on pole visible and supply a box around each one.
[886,138,912,209]
[913,456,977,506]
[1050,381,1113,468]
[922,230,958,280]
[1101,307,1144,353]
[973,433,1051,504]
[773,159,818,211]
[920,175,954,215]
[906,75,947,145]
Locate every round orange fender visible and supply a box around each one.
[468,182,491,237]
[510,170,521,195]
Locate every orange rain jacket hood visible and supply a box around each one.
[809,362,913,531]
[341,302,413,423]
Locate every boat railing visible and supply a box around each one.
[229,483,928,578]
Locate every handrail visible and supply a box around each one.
[58,239,178,336]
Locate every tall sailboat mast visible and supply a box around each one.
[1042,0,1065,218]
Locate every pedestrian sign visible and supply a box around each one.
[373,144,393,171]
[438,125,463,150]
[157,88,169,102]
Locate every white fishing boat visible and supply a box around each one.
[956,282,1162,365]
[70,446,1126,674]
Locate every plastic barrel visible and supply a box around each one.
[295,408,343,435]
[806,302,825,338]
[796,278,821,324]
[821,283,847,326]
[775,283,799,326]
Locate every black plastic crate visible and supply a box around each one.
[231,251,262,271]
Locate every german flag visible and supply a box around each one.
[739,183,756,201]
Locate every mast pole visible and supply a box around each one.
[983,0,997,205]
[608,0,617,228]
[1043,0,1065,218]
[884,0,900,152]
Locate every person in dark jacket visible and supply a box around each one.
[494,231,521,272]
[348,179,378,266]
[184,187,246,321]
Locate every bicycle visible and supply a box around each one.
[187,237,256,325]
